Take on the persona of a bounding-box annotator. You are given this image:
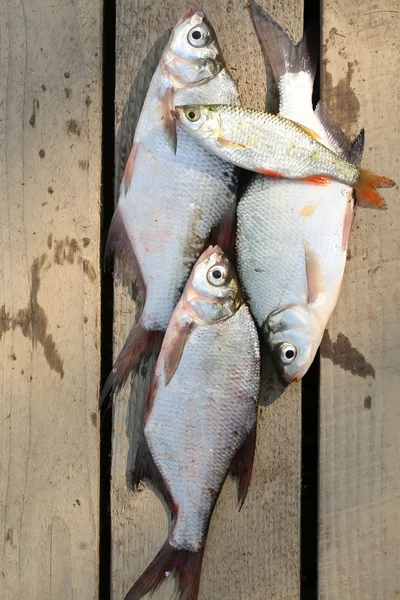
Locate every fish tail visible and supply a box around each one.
[354,169,395,209]
[249,1,318,83]
[99,323,163,407]
[124,540,205,600]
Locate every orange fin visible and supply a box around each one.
[303,175,331,185]
[163,320,194,385]
[354,168,395,209]
[230,422,257,511]
[292,120,321,140]
[123,142,140,194]
[158,85,177,154]
[299,203,317,216]
[217,137,251,150]
[255,168,284,177]
[342,199,354,250]
[304,241,324,304]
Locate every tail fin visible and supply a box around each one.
[354,169,395,210]
[314,101,365,165]
[124,541,205,600]
[249,1,317,82]
[99,322,163,407]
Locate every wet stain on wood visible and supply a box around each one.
[321,330,375,379]
[8,254,65,378]
[364,395,372,409]
[66,119,81,136]
[322,60,360,134]
[29,98,39,128]
[91,412,97,427]
[0,305,12,341]
[78,159,89,171]
[52,236,96,281]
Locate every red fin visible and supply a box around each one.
[132,436,177,516]
[354,168,394,209]
[304,241,324,304]
[303,175,331,185]
[217,137,251,150]
[256,168,284,177]
[99,324,163,406]
[163,320,195,386]
[158,85,177,153]
[124,541,205,600]
[122,142,140,194]
[292,120,321,140]
[231,422,257,511]
[342,199,354,250]
[210,201,237,252]
[104,206,145,294]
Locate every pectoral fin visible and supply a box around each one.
[158,85,177,154]
[230,421,257,511]
[292,121,321,140]
[217,137,252,150]
[304,241,325,304]
[163,320,195,385]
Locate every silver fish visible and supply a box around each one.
[237,3,367,383]
[173,105,394,209]
[124,246,260,600]
[101,9,240,402]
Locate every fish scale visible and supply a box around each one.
[124,246,260,600]
[101,11,240,402]
[147,305,258,550]
[124,126,238,330]
[235,2,364,384]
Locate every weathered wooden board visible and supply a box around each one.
[112,1,303,599]
[0,1,102,598]
[319,2,400,598]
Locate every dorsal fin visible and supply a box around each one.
[349,128,365,166]
[249,1,318,82]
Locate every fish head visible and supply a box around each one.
[163,10,223,87]
[264,304,322,383]
[172,105,221,138]
[184,245,242,325]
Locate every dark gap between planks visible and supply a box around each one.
[99,0,116,596]
[98,0,321,598]
[301,1,321,598]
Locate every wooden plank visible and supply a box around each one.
[112,1,303,598]
[319,3,400,598]
[0,1,102,598]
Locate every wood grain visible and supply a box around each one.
[319,2,400,598]
[0,1,102,598]
[112,1,303,599]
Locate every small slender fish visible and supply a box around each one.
[124,246,260,600]
[101,10,240,403]
[236,2,369,383]
[172,99,395,209]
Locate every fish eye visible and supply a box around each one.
[278,342,297,365]
[207,264,228,287]
[185,107,201,122]
[187,25,209,48]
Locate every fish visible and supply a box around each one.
[235,2,369,383]
[100,10,241,403]
[172,98,395,209]
[124,246,260,600]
